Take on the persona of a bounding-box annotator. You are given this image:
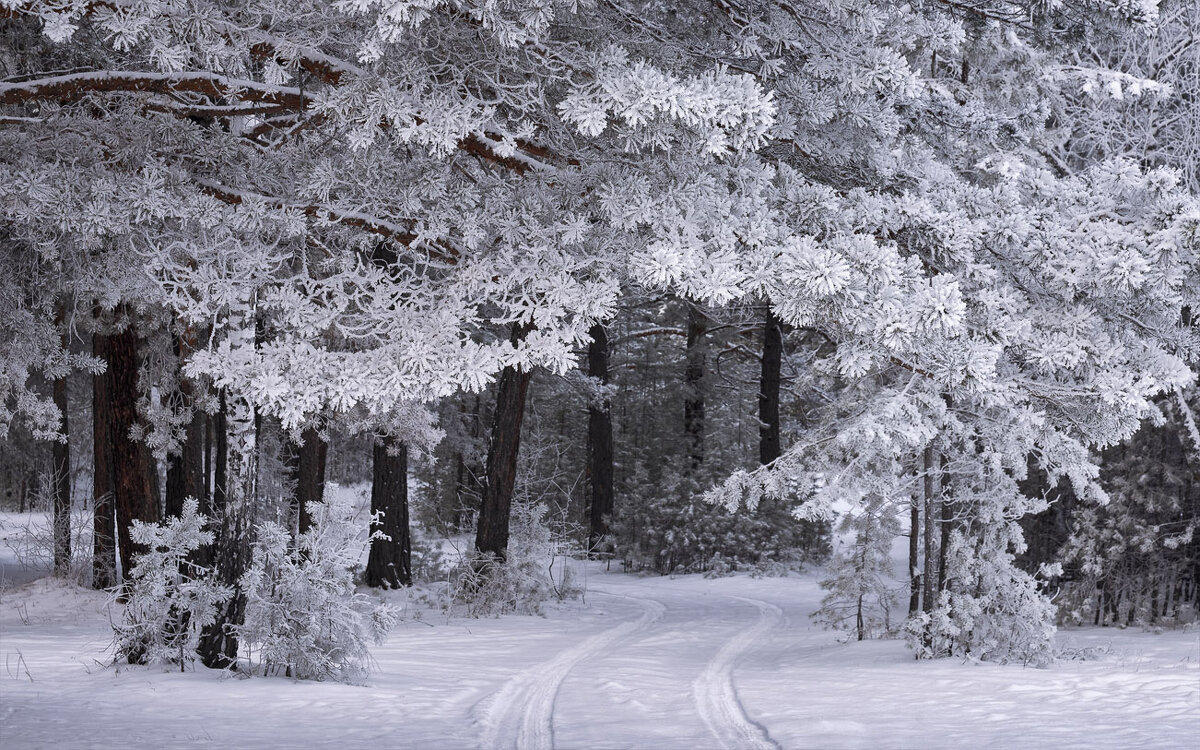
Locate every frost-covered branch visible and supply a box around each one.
[0,70,309,108]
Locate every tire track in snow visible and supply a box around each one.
[692,595,784,750]
[478,591,665,750]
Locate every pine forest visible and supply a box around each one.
[0,1,1197,747]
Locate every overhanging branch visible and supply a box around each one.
[0,70,308,108]
[194,178,459,266]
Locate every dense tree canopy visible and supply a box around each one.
[1,0,1196,665]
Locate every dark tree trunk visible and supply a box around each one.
[91,331,117,589]
[106,323,160,582]
[909,493,921,616]
[295,426,327,535]
[198,391,252,670]
[51,304,71,577]
[684,304,707,472]
[758,308,782,466]
[922,446,937,615]
[587,323,614,553]
[938,456,952,594]
[197,498,248,669]
[367,438,411,587]
[165,332,206,520]
[475,324,532,560]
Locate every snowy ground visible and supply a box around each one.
[2,544,1197,750]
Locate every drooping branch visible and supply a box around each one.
[186,177,460,269]
[0,70,308,109]
[612,326,687,345]
[145,100,297,120]
[193,178,418,245]
[0,68,557,173]
[247,40,364,87]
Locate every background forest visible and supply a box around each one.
[0,0,1197,682]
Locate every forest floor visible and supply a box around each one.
[1,511,1198,749]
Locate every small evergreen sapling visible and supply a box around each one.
[238,488,397,682]
[112,498,232,669]
[817,496,901,640]
[907,526,1057,666]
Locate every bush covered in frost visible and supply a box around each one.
[906,525,1057,666]
[452,500,580,616]
[112,498,232,669]
[816,498,902,640]
[239,490,396,682]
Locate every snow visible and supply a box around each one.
[0,511,67,588]
[2,556,1196,749]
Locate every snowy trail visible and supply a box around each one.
[476,591,665,750]
[692,596,784,750]
[2,566,1197,750]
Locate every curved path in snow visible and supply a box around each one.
[692,596,785,750]
[476,580,791,750]
[5,566,1197,750]
[477,592,666,750]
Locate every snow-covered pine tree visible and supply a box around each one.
[817,494,902,641]
[239,490,397,681]
[113,498,233,669]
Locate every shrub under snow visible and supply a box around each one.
[238,490,397,682]
[452,500,580,617]
[112,498,232,669]
[906,525,1057,666]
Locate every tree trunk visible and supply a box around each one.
[197,390,253,670]
[197,497,248,670]
[474,324,532,561]
[758,308,782,466]
[295,426,327,535]
[684,304,707,473]
[91,330,117,589]
[366,438,411,587]
[909,492,921,616]
[587,323,614,554]
[165,333,206,519]
[51,303,71,577]
[106,323,160,582]
[938,455,952,594]
[922,446,937,615]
